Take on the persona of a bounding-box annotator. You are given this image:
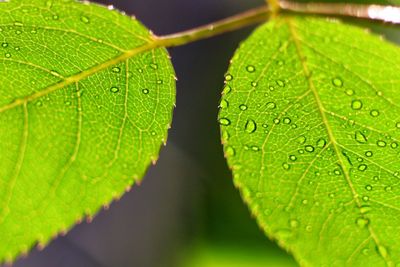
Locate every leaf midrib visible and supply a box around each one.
[0,37,163,114]
[286,17,391,265]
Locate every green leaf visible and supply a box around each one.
[219,17,400,266]
[0,0,175,262]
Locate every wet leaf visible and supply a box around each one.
[220,17,400,266]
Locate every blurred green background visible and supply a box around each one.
[8,1,399,267]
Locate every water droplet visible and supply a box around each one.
[223,85,231,94]
[305,145,314,153]
[273,118,280,124]
[370,109,380,117]
[225,146,235,157]
[219,99,228,109]
[332,77,343,87]
[391,142,398,149]
[156,79,163,84]
[282,163,290,170]
[142,89,149,94]
[396,122,400,129]
[14,21,23,27]
[377,140,387,147]
[15,30,22,35]
[297,135,306,144]
[219,118,231,126]
[1,42,8,48]
[266,102,276,109]
[110,87,119,93]
[251,146,259,151]
[251,81,258,87]
[246,65,255,73]
[365,185,373,191]
[353,131,367,143]
[283,117,291,124]
[365,151,373,157]
[305,225,312,232]
[150,63,158,70]
[316,138,327,148]
[288,155,296,162]
[351,100,363,110]
[276,80,285,87]
[239,104,247,111]
[345,89,354,96]
[356,217,369,228]
[80,16,90,24]
[334,169,341,175]
[385,185,392,192]
[64,100,71,106]
[358,164,367,171]
[245,119,257,133]
[35,101,43,107]
[362,196,369,202]
[225,74,233,81]
[5,53,11,58]
[112,67,121,73]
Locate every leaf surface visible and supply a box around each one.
[0,0,175,262]
[220,17,400,266]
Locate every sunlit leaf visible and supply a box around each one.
[0,0,175,262]
[220,17,400,266]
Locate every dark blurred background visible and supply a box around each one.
[9,1,400,267]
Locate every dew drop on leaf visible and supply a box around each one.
[351,100,363,110]
[276,79,285,87]
[5,53,11,58]
[358,164,367,171]
[142,89,149,94]
[1,42,8,48]
[219,99,229,109]
[289,155,297,161]
[282,163,290,170]
[377,140,387,147]
[111,67,121,73]
[370,109,380,117]
[391,142,398,149]
[110,87,119,93]
[283,117,291,124]
[225,74,233,81]
[355,131,367,143]
[297,135,306,144]
[150,63,158,70]
[80,15,90,24]
[316,138,327,148]
[332,77,343,87]
[273,118,280,124]
[266,102,276,109]
[223,85,231,94]
[365,185,373,191]
[246,65,255,73]
[219,118,231,126]
[345,89,354,96]
[365,151,373,157]
[305,145,314,153]
[251,81,258,87]
[245,119,257,133]
[239,104,247,111]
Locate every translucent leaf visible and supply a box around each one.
[220,17,400,266]
[0,0,175,262]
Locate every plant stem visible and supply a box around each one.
[155,6,270,47]
[279,1,400,24]
[153,1,400,50]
